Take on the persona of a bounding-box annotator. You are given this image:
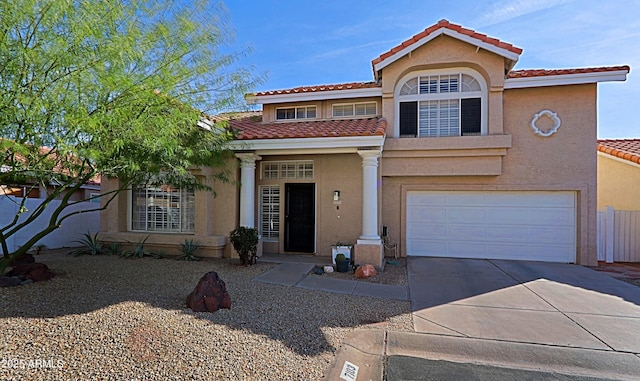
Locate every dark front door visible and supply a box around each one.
[284,183,315,253]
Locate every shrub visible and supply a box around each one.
[229,226,258,266]
[70,232,104,256]
[177,239,201,261]
[121,236,161,259]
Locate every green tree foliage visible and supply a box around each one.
[0,0,260,273]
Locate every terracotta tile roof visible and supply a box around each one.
[209,110,262,123]
[509,66,630,78]
[598,139,640,165]
[227,113,387,140]
[252,82,380,97]
[372,19,522,67]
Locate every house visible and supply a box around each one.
[597,139,640,211]
[100,20,629,266]
[1,141,101,202]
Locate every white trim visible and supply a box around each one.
[247,87,382,105]
[228,135,385,154]
[374,28,520,72]
[598,151,640,169]
[504,69,629,89]
[530,110,561,137]
[394,68,488,138]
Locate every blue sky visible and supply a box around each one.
[224,0,638,138]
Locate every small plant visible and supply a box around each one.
[334,252,351,273]
[70,232,104,256]
[229,226,258,266]
[177,239,201,261]
[32,244,47,255]
[107,242,121,256]
[121,236,157,258]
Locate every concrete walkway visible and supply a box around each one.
[323,257,640,380]
[253,253,409,301]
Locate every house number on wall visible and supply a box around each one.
[530,110,561,137]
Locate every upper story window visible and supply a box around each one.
[332,102,377,118]
[276,106,316,120]
[396,69,486,138]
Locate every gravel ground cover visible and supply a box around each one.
[0,250,412,380]
[314,258,408,286]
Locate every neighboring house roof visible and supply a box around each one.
[227,113,387,140]
[598,139,640,165]
[371,19,523,78]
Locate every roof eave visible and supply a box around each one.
[227,135,386,154]
[504,69,629,89]
[372,28,521,74]
[247,87,382,105]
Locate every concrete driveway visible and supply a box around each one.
[409,257,640,353]
[325,257,640,380]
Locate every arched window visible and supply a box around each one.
[396,69,486,137]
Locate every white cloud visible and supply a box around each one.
[476,0,575,26]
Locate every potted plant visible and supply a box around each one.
[331,242,352,264]
[334,253,351,273]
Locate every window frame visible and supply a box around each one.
[260,160,314,180]
[275,105,317,121]
[394,68,487,138]
[259,185,280,241]
[332,101,377,118]
[129,184,195,233]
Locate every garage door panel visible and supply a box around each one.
[527,227,574,244]
[408,223,446,238]
[407,206,446,222]
[406,191,576,263]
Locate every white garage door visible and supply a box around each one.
[406,191,576,263]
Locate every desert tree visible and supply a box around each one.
[0,0,260,273]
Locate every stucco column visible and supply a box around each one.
[357,149,381,244]
[235,153,261,228]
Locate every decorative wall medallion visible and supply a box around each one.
[530,110,561,137]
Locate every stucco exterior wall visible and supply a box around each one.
[255,153,363,257]
[98,159,239,258]
[380,82,598,265]
[261,97,381,123]
[598,154,640,210]
[380,35,506,138]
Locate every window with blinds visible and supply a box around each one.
[398,71,484,137]
[332,102,377,118]
[276,106,316,120]
[131,185,195,233]
[260,186,280,241]
[261,161,314,180]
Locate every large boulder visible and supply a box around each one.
[6,262,55,282]
[354,264,377,279]
[9,253,35,266]
[186,271,232,313]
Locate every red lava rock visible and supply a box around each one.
[6,262,55,282]
[186,271,232,313]
[9,253,35,266]
[355,264,377,278]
